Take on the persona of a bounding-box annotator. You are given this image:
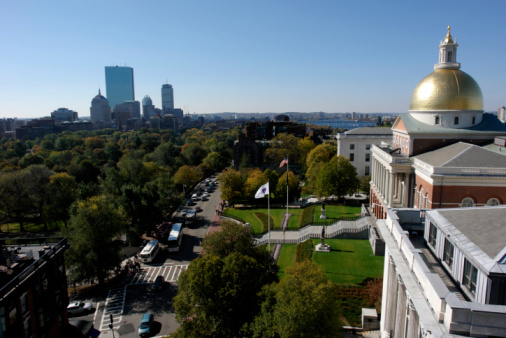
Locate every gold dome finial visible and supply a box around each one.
[444,26,454,43]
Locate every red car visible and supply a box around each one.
[195,206,203,212]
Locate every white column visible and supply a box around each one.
[393,278,407,338]
[384,257,399,337]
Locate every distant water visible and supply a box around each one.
[301,119,376,129]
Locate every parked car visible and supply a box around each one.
[187,199,194,206]
[67,302,93,316]
[152,275,164,291]
[195,206,203,212]
[192,193,199,201]
[201,196,207,201]
[138,313,154,337]
[181,209,188,217]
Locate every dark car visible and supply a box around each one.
[195,206,203,212]
[152,275,164,291]
[187,199,194,206]
[138,313,154,336]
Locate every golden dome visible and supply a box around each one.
[409,69,483,111]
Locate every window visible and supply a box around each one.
[349,153,354,161]
[419,189,424,208]
[472,116,476,125]
[366,144,371,150]
[365,166,370,176]
[448,51,453,62]
[23,317,32,338]
[21,293,28,314]
[428,223,437,248]
[454,116,459,125]
[463,259,478,294]
[365,153,370,162]
[350,144,355,150]
[435,116,440,125]
[487,198,500,206]
[443,238,454,268]
[461,197,474,207]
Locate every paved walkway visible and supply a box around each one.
[207,200,224,235]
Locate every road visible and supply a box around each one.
[73,177,222,337]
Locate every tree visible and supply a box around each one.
[265,134,302,168]
[201,151,222,176]
[24,165,54,231]
[173,165,201,192]
[251,260,342,338]
[63,196,124,286]
[182,142,207,166]
[243,169,267,200]
[297,137,316,174]
[46,172,77,227]
[174,222,278,337]
[275,171,300,204]
[360,175,371,194]
[316,155,360,198]
[305,143,335,190]
[218,168,243,206]
[0,170,32,232]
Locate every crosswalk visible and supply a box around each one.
[99,287,126,333]
[130,264,189,284]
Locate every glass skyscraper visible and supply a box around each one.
[105,66,135,109]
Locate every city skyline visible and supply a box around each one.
[1,0,506,119]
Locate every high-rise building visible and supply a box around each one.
[115,101,141,119]
[161,84,174,112]
[90,89,111,123]
[105,66,135,108]
[142,95,155,120]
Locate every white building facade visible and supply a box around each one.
[337,127,392,177]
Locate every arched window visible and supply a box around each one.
[454,116,459,125]
[472,116,476,125]
[461,197,474,207]
[419,188,424,208]
[425,193,430,209]
[435,116,440,125]
[414,186,418,207]
[487,198,500,206]
[448,51,453,62]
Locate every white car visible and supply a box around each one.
[203,192,209,197]
[67,302,93,316]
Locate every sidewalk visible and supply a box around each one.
[207,200,225,235]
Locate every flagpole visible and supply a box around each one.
[268,180,271,253]
[286,155,289,222]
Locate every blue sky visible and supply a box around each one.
[1,0,505,118]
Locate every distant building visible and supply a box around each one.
[142,95,155,120]
[105,66,135,108]
[90,89,111,123]
[378,206,506,337]
[161,84,174,112]
[114,101,141,121]
[50,108,78,124]
[498,106,506,123]
[16,118,61,141]
[336,127,392,176]
[0,237,71,337]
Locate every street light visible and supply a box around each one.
[108,314,116,338]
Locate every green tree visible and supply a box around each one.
[218,168,243,206]
[24,165,54,231]
[251,260,342,338]
[63,196,124,286]
[316,155,360,198]
[297,137,316,174]
[173,165,201,193]
[275,171,300,204]
[243,169,267,199]
[174,221,278,337]
[46,172,77,228]
[265,134,301,169]
[305,143,335,190]
[360,175,371,194]
[0,170,32,231]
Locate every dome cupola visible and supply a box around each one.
[408,27,483,129]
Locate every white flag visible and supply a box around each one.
[255,182,269,199]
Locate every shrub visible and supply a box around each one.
[299,205,316,227]
[255,212,274,233]
[295,239,313,262]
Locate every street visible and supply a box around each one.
[72,177,222,337]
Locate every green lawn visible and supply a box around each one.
[311,239,384,285]
[225,207,305,233]
[314,205,362,219]
[276,244,296,279]
[225,204,362,233]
